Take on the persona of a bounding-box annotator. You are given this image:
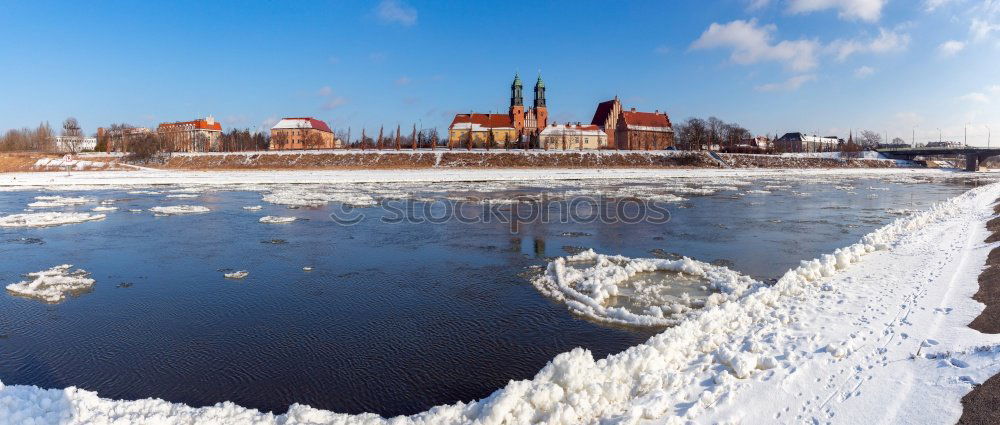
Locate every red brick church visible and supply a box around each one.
[449,73,549,146]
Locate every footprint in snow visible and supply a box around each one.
[949,358,970,368]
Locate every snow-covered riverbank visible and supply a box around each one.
[2,177,999,423]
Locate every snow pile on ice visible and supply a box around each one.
[0,212,105,227]
[259,216,296,224]
[27,196,92,208]
[224,271,249,279]
[5,265,95,303]
[262,187,376,207]
[149,205,210,215]
[533,249,758,327]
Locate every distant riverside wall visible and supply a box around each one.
[0,150,908,172]
[156,150,907,170]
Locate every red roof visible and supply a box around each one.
[158,119,222,131]
[591,99,618,126]
[282,117,333,133]
[620,111,672,129]
[450,113,514,128]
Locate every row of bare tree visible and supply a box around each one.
[0,117,88,152]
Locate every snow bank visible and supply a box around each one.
[27,196,92,208]
[533,250,758,327]
[5,265,95,303]
[33,158,108,171]
[0,212,106,227]
[149,205,210,215]
[259,216,296,224]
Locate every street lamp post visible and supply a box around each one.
[912,125,918,147]
[937,128,942,145]
[988,125,992,149]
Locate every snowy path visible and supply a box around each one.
[701,182,1000,424]
[1,179,999,424]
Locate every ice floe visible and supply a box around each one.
[0,212,106,227]
[27,196,92,208]
[243,205,263,211]
[533,249,758,327]
[259,216,296,224]
[5,265,95,303]
[92,206,117,212]
[224,271,249,279]
[149,205,210,216]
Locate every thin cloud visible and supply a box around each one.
[653,45,671,56]
[787,0,887,22]
[755,74,817,91]
[828,28,910,61]
[854,66,875,78]
[375,0,417,26]
[317,86,333,97]
[395,76,412,86]
[959,92,990,103]
[321,97,348,110]
[937,40,966,56]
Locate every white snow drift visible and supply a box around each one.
[5,265,95,303]
[0,212,106,228]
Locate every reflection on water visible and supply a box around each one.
[0,174,984,416]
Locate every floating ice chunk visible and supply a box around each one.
[27,196,92,208]
[5,265,95,303]
[224,271,249,279]
[149,205,209,215]
[128,209,143,213]
[0,212,105,227]
[92,206,117,212]
[303,266,314,271]
[243,205,263,211]
[259,216,296,224]
[533,249,759,327]
[166,194,198,199]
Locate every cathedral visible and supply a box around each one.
[448,73,549,146]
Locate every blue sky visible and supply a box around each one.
[1,0,998,145]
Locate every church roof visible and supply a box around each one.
[620,110,673,131]
[591,98,620,126]
[450,113,515,129]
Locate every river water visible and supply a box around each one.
[0,172,986,416]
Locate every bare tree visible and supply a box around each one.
[859,130,882,150]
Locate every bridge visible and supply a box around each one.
[877,147,1000,171]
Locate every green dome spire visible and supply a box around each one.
[535,72,544,88]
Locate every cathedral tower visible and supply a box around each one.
[533,73,548,129]
[510,72,525,131]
